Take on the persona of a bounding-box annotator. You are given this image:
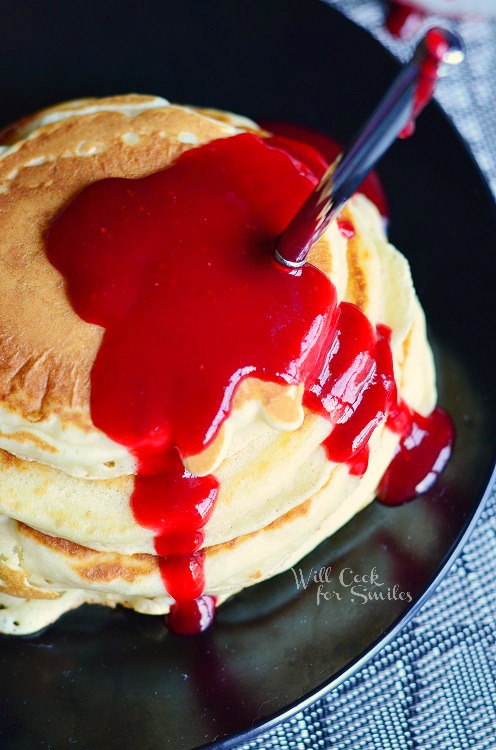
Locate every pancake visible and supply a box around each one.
[0,416,400,635]
[0,95,439,635]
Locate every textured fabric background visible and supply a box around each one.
[239,3,496,748]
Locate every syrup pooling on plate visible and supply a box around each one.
[379,404,454,504]
[46,126,452,634]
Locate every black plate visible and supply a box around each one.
[0,2,495,748]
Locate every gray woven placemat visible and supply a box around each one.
[240,3,496,748]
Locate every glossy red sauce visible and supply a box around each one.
[337,219,356,239]
[399,28,451,138]
[261,121,389,218]
[386,2,426,39]
[305,305,454,492]
[305,310,396,469]
[45,124,453,634]
[379,405,454,504]
[46,133,338,634]
[168,593,217,636]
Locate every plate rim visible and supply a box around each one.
[204,473,495,750]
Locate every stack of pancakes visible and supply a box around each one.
[0,95,436,634]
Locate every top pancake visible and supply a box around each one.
[0,95,297,476]
[0,95,415,481]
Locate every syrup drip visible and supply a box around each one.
[304,307,395,467]
[337,220,356,239]
[168,593,217,636]
[386,2,426,39]
[400,28,451,138]
[379,404,454,504]
[46,124,453,634]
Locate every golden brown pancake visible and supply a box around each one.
[0,96,437,634]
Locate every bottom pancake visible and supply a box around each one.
[0,423,399,635]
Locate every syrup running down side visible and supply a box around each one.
[386,2,427,39]
[399,28,453,138]
[46,125,453,635]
